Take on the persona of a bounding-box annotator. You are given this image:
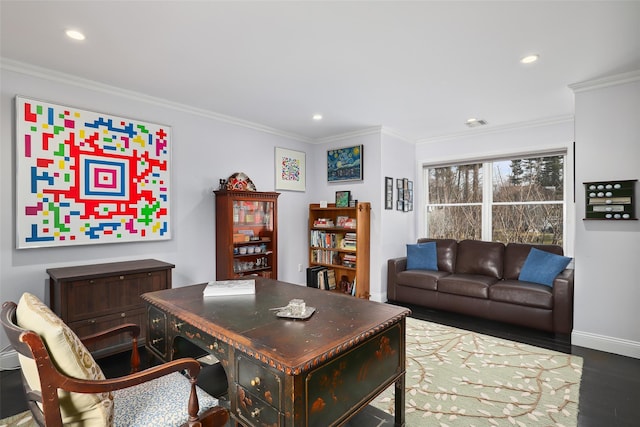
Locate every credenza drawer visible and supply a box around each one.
[66,270,167,322]
[69,308,145,356]
[236,355,282,409]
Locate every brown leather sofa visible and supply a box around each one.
[387,239,574,334]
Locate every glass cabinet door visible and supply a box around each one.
[215,190,279,280]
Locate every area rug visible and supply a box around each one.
[0,318,582,427]
[371,317,583,426]
[0,411,34,427]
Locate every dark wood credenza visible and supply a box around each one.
[47,259,174,358]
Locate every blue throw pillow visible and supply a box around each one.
[406,242,438,271]
[519,247,572,287]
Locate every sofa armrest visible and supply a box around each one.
[552,268,575,334]
[387,257,407,301]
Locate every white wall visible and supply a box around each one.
[379,130,417,300]
[0,65,312,354]
[311,129,387,300]
[571,71,640,358]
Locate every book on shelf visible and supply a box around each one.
[203,279,255,297]
[344,218,357,229]
[326,269,337,290]
[313,218,334,228]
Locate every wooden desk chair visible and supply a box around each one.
[1,293,229,427]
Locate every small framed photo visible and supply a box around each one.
[335,191,351,207]
[385,177,393,210]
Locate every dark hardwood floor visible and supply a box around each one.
[1,303,639,426]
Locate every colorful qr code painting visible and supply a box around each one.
[274,147,305,192]
[15,96,171,248]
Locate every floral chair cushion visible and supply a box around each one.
[113,371,219,426]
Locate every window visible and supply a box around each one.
[424,154,565,246]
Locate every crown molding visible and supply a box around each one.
[416,115,574,145]
[314,126,383,144]
[1,58,313,144]
[569,69,640,93]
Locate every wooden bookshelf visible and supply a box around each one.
[308,202,370,299]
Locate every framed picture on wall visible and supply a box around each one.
[385,177,393,209]
[327,145,363,182]
[15,96,172,248]
[275,147,306,191]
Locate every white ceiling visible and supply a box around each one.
[2,1,640,142]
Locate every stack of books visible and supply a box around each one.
[341,232,357,250]
[313,218,334,228]
[342,253,356,268]
[203,279,255,297]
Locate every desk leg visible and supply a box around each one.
[394,373,405,427]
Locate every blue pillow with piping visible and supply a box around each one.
[406,242,438,271]
[519,247,572,287]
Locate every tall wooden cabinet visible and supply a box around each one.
[308,202,371,299]
[47,259,174,358]
[214,190,279,280]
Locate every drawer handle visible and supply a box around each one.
[251,408,261,418]
[89,280,94,284]
[174,321,184,330]
[152,338,164,345]
[121,313,126,318]
[87,319,96,324]
[152,318,162,325]
[250,377,261,387]
[119,275,124,280]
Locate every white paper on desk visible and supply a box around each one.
[203,279,255,297]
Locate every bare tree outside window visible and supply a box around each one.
[425,155,565,246]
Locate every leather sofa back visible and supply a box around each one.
[503,243,564,280]
[417,238,457,273]
[455,240,505,278]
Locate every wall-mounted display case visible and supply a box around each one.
[584,179,636,220]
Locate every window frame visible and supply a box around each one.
[422,151,569,248]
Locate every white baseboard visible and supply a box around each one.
[572,330,640,359]
[0,349,20,371]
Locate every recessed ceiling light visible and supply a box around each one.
[312,114,323,121]
[65,29,86,41]
[520,54,539,64]
[465,118,488,128]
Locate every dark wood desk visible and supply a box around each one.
[142,278,410,427]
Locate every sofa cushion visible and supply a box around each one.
[406,242,438,271]
[504,243,564,280]
[437,274,498,299]
[454,240,505,279]
[519,248,572,287]
[490,280,553,309]
[396,270,450,291]
[417,238,457,273]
